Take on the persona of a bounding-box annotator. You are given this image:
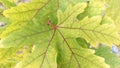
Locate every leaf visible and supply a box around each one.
[0,1,85,47]
[58,10,120,46]
[0,1,118,68]
[14,33,110,68]
[0,0,16,8]
[95,45,120,68]
[59,0,92,11]
[0,47,17,63]
[106,0,120,20]
[100,16,114,25]
[3,0,50,22]
[76,37,90,48]
[0,0,59,67]
[77,1,106,20]
[55,38,110,68]
[0,16,10,34]
[0,60,17,68]
[8,0,18,3]
[0,48,18,68]
[105,0,120,32]
[1,0,58,38]
[0,45,33,68]
[15,44,57,68]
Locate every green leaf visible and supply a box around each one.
[59,0,92,11]
[0,47,17,63]
[14,34,110,68]
[0,48,18,68]
[1,0,58,38]
[0,60,17,68]
[105,0,120,32]
[3,0,51,22]
[0,16,10,34]
[0,0,16,8]
[106,0,120,21]
[0,1,119,68]
[77,1,106,20]
[76,37,90,48]
[15,44,57,68]
[95,45,120,68]
[0,45,34,68]
[100,16,114,25]
[8,0,18,3]
[56,38,110,68]
[58,9,120,46]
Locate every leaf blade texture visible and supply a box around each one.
[0,0,119,68]
[95,45,120,68]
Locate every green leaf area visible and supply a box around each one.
[95,45,120,68]
[0,0,119,68]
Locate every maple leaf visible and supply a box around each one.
[0,0,119,68]
[58,13,119,46]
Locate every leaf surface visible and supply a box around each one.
[55,37,110,68]
[95,45,120,68]
[58,8,120,46]
[77,1,106,20]
[0,1,119,68]
[0,0,16,8]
